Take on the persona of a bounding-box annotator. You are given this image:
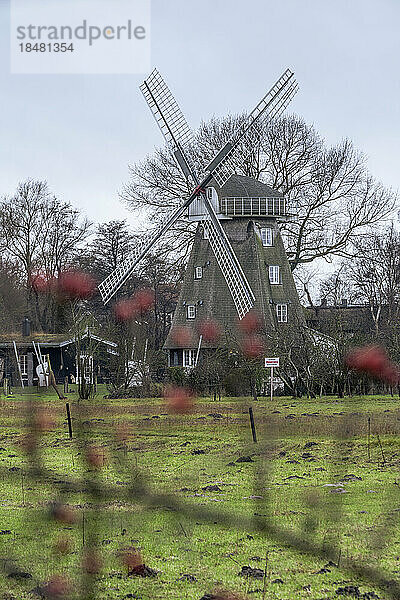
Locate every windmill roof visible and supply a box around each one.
[215,175,283,199]
[164,217,305,351]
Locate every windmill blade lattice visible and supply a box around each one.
[140,69,197,181]
[99,68,298,310]
[245,68,296,131]
[140,69,194,149]
[201,208,255,319]
[98,200,189,304]
[210,72,299,187]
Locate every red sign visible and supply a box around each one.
[265,357,280,368]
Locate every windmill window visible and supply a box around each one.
[183,349,196,368]
[194,266,203,279]
[269,265,281,285]
[187,305,196,320]
[203,226,209,240]
[207,187,213,200]
[276,304,288,323]
[260,227,273,247]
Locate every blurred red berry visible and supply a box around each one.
[51,503,76,525]
[197,318,221,343]
[242,334,264,359]
[30,273,58,294]
[132,288,155,313]
[82,549,102,574]
[114,298,136,322]
[57,270,96,300]
[119,547,143,570]
[54,535,72,555]
[238,309,262,334]
[115,423,131,442]
[346,345,386,373]
[33,408,56,432]
[164,385,194,414]
[213,589,248,600]
[43,575,70,599]
[30,273,49,293]
[19,433,37,454]
[382,363,400,385]
[114,289,155,321]
[170,326,193,347]
[345,345,399,384]
[86,445,107,469]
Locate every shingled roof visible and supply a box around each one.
[215,174,283,199]
[164,217,305,351]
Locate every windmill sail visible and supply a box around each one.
[140,69,197,181]
[98,200,190,304]
[210,71,298,187]
[243,68,296,132]
[202,205,255,319]
[140,69,194,149]
[99,68,298,312]
[140,69,257,317]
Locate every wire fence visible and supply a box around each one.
[1,388,400,599]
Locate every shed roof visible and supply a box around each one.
[0,330,117,349]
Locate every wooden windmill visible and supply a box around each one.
[98,68,304,366]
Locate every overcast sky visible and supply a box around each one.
[0,0,399,230]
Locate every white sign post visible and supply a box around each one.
[265,357,280,402]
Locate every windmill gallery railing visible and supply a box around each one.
[220,196,287,217]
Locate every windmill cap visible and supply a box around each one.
[211,174,283,199]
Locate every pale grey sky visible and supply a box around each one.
[1,0,399,229]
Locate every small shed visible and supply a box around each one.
[0,321,117,387]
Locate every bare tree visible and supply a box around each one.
[81,220,137,280]
[139,254,182,351]
[121,114,396,272]
[0,258,25,330]
[0,180,50,289]
[319,266,358,307]
[0,180,91,331]
[282,142,396,270]
[346,224,400,336]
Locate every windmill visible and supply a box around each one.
[99,68,304,366]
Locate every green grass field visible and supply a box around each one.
[1,388,400,599]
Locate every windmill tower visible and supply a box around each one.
[98,68,304,365]
[164,173,305,366]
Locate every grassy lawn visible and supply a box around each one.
[1,388,400,599]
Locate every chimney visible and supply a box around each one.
[22,317,31,337]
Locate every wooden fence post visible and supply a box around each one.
[66,403,73,439]
[249,406,257,443]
